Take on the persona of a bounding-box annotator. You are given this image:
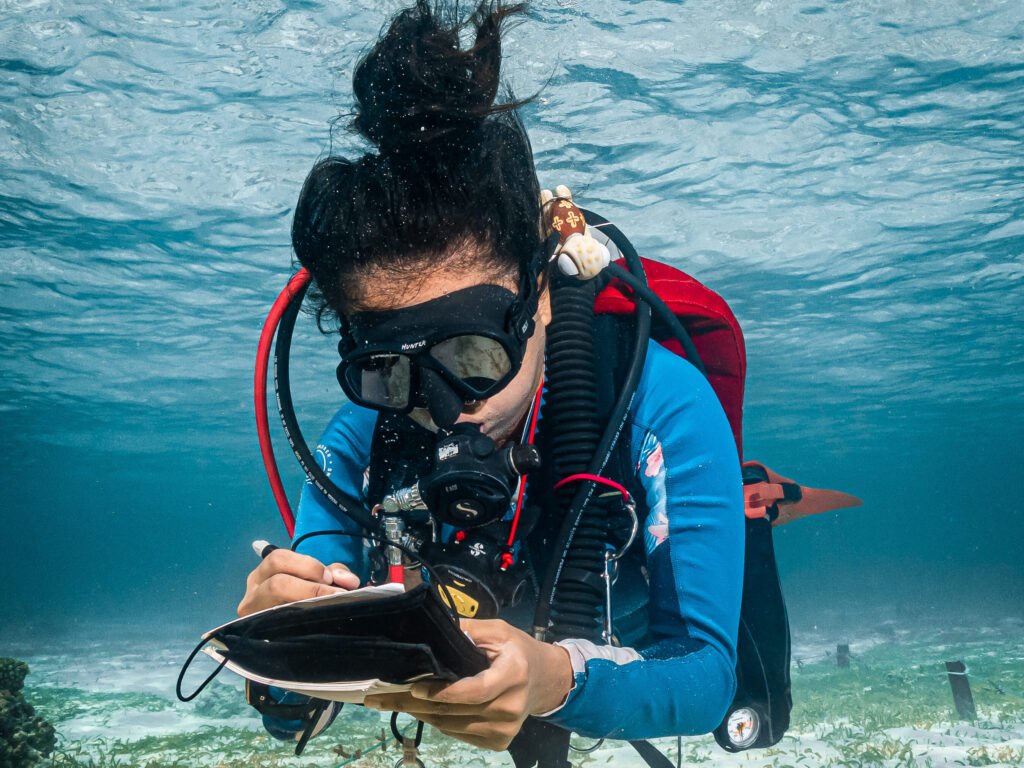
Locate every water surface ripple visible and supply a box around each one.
[1,0,1022,623]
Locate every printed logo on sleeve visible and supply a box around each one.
[314,444,334,478]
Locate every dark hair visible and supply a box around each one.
[292,0,542,326]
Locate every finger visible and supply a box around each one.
[419,715,517,751]
[364,694,518,720]
[412,655,519,705]
[326,562,360,589]
[409,681,449,700]
[459,618,514,645]
[247,573,344,613]
[252,548,333,587]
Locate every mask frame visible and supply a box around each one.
[335,258,544,421]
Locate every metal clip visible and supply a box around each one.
[396,738,425,768]
[609,498,640,564]
[602,499,639,644]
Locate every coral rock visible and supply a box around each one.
[0,658,56,768]
[0,660,27,696]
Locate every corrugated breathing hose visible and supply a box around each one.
[540,272,608,641]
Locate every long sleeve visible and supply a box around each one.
[539,341,744,739]
[256,401,378,743]
[290,401,378,581]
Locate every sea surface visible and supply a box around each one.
[1,1,1022,766]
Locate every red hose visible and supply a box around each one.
[503,380,544,565]
[255,269,311,538]
[554,473,632,501]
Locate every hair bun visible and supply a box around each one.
[353,1,525,154]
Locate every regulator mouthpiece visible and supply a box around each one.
[418,423,540,529]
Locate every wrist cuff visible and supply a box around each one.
[534,639,642,718]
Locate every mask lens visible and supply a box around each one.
[347,353,412,410]
[430,335,513,396]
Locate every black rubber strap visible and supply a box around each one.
[175,637,226,702]
[295,699,331,756]
[507,721,673,768]
[630,739,675,768]
[508,718,572,768]
[391,711,425,747]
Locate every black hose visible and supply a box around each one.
[604,262,707,377]
[274,285,378,533]
[585,210,706,380]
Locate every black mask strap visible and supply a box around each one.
[509,237,555,341]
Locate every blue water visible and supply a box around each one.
[1,0,1022,642]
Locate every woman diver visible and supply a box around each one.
[237,0,743,760]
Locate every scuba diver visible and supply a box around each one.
[230,1,860,765]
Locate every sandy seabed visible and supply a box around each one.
[5,618,1023,768]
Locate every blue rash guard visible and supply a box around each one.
[289,340,744,740]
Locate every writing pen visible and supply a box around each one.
[252,539,279,559]
[252,540,391,590]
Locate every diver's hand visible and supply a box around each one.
[363,619,573,751]
[237,549,360,616]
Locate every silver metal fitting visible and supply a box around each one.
[383,515,405,569]
[381,484,427,515]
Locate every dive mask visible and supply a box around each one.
[337,283,537,426]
